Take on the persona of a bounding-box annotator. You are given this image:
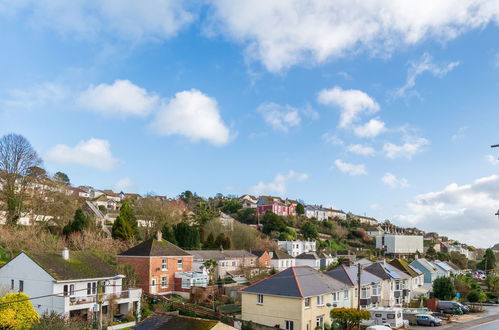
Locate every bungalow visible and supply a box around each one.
[116,233,193,295]
[241,266,351,330]
[432,260,454,278]
[0,249,141,319]
[239,194,258,209]
[410,258,439,284]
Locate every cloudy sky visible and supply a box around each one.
[1,1,499,248]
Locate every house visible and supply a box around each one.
[91,194,119,211]
[277,240,316,257]
[174,272,209,294]
[364,260,412,306]
[190,249,258,279]
[376,235,424,256]
[268,249,295,271]
[325,264,383,309]
[432,260,454,278]
[241,266,351,330]
[239,195,258,209]
[410,258,439,284]
[0,249,141,319]
[352,215,378,226]
[116,233,193,295]
[134,312,236,330]
[389,259,427,299]
[318,252,337,269]
[285,199,298,216]
[120,192,142,201]
[251,251,272,268]
[295,252,321,269]
[102,190,122,202]
[304,205,328,221]
[257,196,289,216]
[324,208,347,220]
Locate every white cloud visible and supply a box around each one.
[257,102,301,131]
[382,173,409,188]
[250,170,308,195]
[317,86,379,128]
[334,159,367,176]
[347,144,375,156]
[45,138,119,171]
[115,177,134,192]
[395,52,460,98]
[353,118,386,138]
[322,132,344,146]
[395,174,499,248]
[383,137,429,159]
[1,83,68,109]
[207,1,499,72]
[77,80,159,117]
[2,0,194,42]
[485,154,499,166]
[151,89,230,146]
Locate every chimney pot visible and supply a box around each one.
[62,247,69,260]
[157,230,162,242]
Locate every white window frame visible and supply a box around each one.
[317,295,324,306]
[162,259,167,271]
[257,294,264,305]
[285,320,294,330]
[344,290,349,300]
[331,292,338,302]
[161,276,168,288]
[304,297,311,308]
[177,258,183,270]
[361,287,370,299]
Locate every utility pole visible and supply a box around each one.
[97,280,103,330]
[357,263,362,330]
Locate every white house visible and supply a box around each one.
[189,250,258,279]
[268,250,295,271]
[295,252,322,270]
[0,249,141,320]
[376,235,424,255]
[277,240,316,257]
[239,195,258,209]
[304,205,328,221]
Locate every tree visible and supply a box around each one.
[112,202,140,240]
[236,208,256,224]
[262,211,286,235]
[193,202,218,225]
[433,276,455,300]
[0,133,42,224]
[179,190,194,204]
[62,208,90,236]
[221,200,242,214]
[201,259,218,285]
[161,224,177,244]
[478,249,496,272]
[425,246,437,260]
[449,251,468,269]
[330,308,371,330]
[296,203,305,215]
[214,233,231,249]
[53,171,70,184]
[204,232,216,249]
[112,216,134,241]
[0,292,39,328]
[301,222,319,240]
[467,289,486,303]
[174,222,200,249]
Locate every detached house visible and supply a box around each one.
[116,234,193,295]
[0,249,141,319]
[239,195,258,209]
[257,196,289,216]
[268,249,295,271]
[241,266,351,330]
[277,240,317,257]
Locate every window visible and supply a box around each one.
[316,315,324,328]
[343,290,349,300]
[162,259,167,270]
[161,276,168,288]
[285,320,294,330]
[317,295,324,306]
[395,281,401,290]
[257,294,264,304]
[70,284,75,296]
[306,321,311,330]
[87,283,92,295]
[182,278,190,289]
[92,282,97,294]
[63,285,68,296]
[331,292,338,301]
[375,313,382,317]
[19,280,23,292]
[304,297,311,308]
[361,287,370,299]
[387,314,395,319]
[372,285,381,296]
[11,280,14,290]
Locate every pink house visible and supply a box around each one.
[257,196,297,216]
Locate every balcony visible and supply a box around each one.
[68,289,141,306]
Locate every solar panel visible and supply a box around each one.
[384,266,401,279]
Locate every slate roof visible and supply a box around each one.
[410,258,438,273]
[325,264,383,286]
[389,258,420,277]
[251,251,268,258]
[271,249,293,260]
[118,239,191,257]
[133,313,222,330]
[296,252,320,260]
[434,261,453,272]
[189,250,256,261]
[364,261,410,280]
[27,251,117,281]
[241,266,349,298]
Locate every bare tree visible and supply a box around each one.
[0,133,42,224]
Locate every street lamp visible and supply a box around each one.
[96,274,125,330]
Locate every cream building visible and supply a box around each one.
[241,266,351,330]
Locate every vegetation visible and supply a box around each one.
[202,259,218,284]
[301,221,319,240]
[53,172,70,184]
[62,208,90,236]
[478,249,496,271]
[174,222,201,249]
[0,292,40,329]
[32,312,90,330]
[296,203,305,215]
[220,200,242,214]
[330,308,371,330]
[433,276,455,300]
[112,202,140,241]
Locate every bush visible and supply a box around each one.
[468,289,486,303]
[433,277,455,300]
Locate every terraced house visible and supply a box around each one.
[241,266,351,330]
[0,249,141,319]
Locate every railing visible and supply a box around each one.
[68,289,140,305]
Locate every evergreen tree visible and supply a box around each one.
[262,211,286,234]
[113,202,140,240]
[112,216,134,241]
[296,203,305,215]
[478,249,496,271]
[215,233,231,249]
[204,232,215,249]
[62,208,89,236]
[433,276,455,300]
[174,222,200,249]
[301,221,319,240]
[161,225,177,244]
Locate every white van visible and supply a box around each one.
[368,307,404,328]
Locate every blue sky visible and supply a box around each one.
[1,1,499,247]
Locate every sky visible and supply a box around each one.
[1,1,499,248]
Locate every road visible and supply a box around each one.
[469,319,499,329]
[410,305,499,329]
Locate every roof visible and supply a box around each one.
[241,266,349,298]
[102,190,120,197]
[296,252,320,260]
[133,313,224,330]
[272,249,293,260]
[434,261,453,272]
[325,264,383,286]
[26,251,117,281]
[389,258,420,277]
[251,251,268,258]
[189,250,256,261]
[118,239,191,257]
[410,258,438,273]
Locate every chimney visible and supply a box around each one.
[62,247,69,260]
[156,230,162,242]
[342,258,352,267]
[219,245,224,252]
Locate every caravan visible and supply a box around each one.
[368,307,404,328]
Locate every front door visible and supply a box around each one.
[151,278,157,294]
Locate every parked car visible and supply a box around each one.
[416,314,442,327]
[438,301,464,315]
[455,302,470,313]
[367,326,392,330]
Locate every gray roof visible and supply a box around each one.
[271,249,294,260]
[434,261,453,272]
[364,261,411,281]
[189,250,256,261]
[118,239,191,257]
[410,258,438,273]
[296,252,320,260]
[241,266,349,298]
[325,264,383,286]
